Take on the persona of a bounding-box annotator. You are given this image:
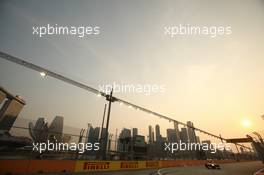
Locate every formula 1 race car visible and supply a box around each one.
[205,159,221,169]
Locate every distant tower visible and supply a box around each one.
[180,127,189,143]
[132,128,138,138]
[29,116,67,143]
[29,118,49,142]
[196,136,200,143]
[86,123,93,143]
[167,129,177,142]
[117,128,132,151]
[151,130,154,143]
[93,127,100,142]
[100,127,107,140]
[155,124,161,143]
[187,121,197,143]
[86,125,101,144]
[119,128,131,138]
[173,121,181,143]
[49,116,64,142]
[148,125,154,143]
[0,87,26,131]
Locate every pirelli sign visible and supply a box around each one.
[146,161,159,168]
[75,161,115,172]
[75,160,161,172]
[120,161,139,169]
[83,162,110,170]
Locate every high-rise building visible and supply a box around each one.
[29,117,49,142]
[173,121,181,143]
[148,125,154,143]
[196,136,200,143]
[94,127,100,142]
[167,129,177,143]
[151,130,155,143]
[187,121,197,143]
[155,124,161,143]
[100,127,107,139]
[134,135,145,147]
[49,116,64,141]
[86,124,94,143]
[86,123,93,143]
[0,90,25,131]
[86,124,101,144]
[180,127,189,143]
[132,128,138,138]
[117,128,132,151]
[119,128,131,139]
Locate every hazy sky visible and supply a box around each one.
[0,0,264,141]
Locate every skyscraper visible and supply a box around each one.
[0,88,25,131]
[196,136,200,143]
[86,125,101,144]
[86,124,94,143]
[180,127,189,143]
[187,121,197,143]
[49,116,64,141]
[151,130,154,143]
[85,123,93,143]
[173,121,181,143]
[94,127,100,142]
[132,128,138,138]
[167,129,177,143]
[155,124,161,143]
[117,128,132,151]
[119,128,131,139]
[100,127,107,140]
[148,125,154,143]
[29,117,48,142]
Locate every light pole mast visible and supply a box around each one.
[100,104,107,140]
[102,89,116,160]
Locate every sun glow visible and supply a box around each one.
[241,118,251,128]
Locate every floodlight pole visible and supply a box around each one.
[102,89,116,160]
[100,104,107,140]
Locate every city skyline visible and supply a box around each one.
[0,1,264,174]
[1,0,264,142]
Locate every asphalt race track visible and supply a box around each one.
[84,161,263,175]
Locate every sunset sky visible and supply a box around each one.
[0,0,264,142]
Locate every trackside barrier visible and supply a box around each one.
[0,159,242,174]
[0,160,75,175]
[73,160,237,173]
[74,160,160,172]
[0,160,30,174]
